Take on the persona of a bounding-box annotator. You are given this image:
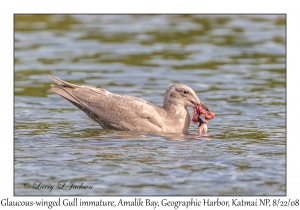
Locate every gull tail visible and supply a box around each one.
[48,75,84,106]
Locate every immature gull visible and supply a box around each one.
[49,76,213,135]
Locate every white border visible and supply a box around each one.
[2,0,298,209]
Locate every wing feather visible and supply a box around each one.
[49,76,164,132]
[87,94,164,132]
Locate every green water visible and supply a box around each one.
[14,14,285,195]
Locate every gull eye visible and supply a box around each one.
[183,90,188,94]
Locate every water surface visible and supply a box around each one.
[14,14,286,195]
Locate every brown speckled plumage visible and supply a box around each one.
[49,75,208,135]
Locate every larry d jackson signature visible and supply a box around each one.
[22,181,93,192]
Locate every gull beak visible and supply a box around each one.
[188,100,210,111]
[197,101,209,111]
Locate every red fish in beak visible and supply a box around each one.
[191,103,215,135]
